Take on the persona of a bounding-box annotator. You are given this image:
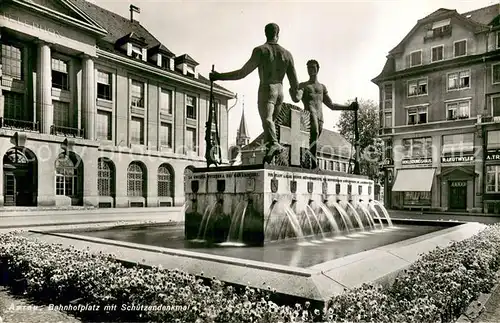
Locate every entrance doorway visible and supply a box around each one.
[449,181,467,210]
[3,147,38,206]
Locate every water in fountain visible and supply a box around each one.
[367,203,384,229]
[356,202,376,229]
[318,202,341,235]
[194,201,218,241]
[226,200,247,242]
[372,200,393,227]
[201,201,220,240]
[284,205,305,239]
[331,202,353,233]
[264,200,278,233]
[345,201,365,231]
[306,204,325,241]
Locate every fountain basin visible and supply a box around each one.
[31,219,486,302]
[185,164,374,245]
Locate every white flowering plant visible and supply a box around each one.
[1,224,500,323]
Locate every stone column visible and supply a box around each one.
[36,41,53,134]
[82,55,95,140]
[0,31,5,123]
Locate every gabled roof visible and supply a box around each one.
[175,54,199,66]
[389,7,490,55]
[148,44,175,57]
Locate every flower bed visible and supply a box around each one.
[325,224,500,323]
[1,225,500,323]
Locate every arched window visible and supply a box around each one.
[127,162,144,196]
[55,155,77,196]
[98,159,112,196]
[158,164,173,197]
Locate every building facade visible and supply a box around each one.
[373,4,500,213]
[0,0,234,208]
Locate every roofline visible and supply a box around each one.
[388,10,489,55]
[13,0,108,37]
[372,50,500,83]
[96,48,235,99]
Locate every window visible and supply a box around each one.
[384,112,392,128]
[127,162,144,197]
[404,191,431,206]
[454,40,467,57]
[493,96,500,117]
[402,137,432,158]
[383,83,392,110]
[448,70,470,90]
[186,95,197,119]
[408,79,427,97]
[53,101,70,127]
[497,32,500,49]
[131,45,143,60]
[442,133,474,155]
[1,44,22,80]
[160,122,172,148]
[334,161,340,171]
[55,155,77,196]
[97,71,112,100]
[130,117,144,145]
[131,80,144,108]
[342,163,347,173]
[160,89,173,115]
[329,161,334,171]
[186,65,196,77]
[407,106,427,125]
[161,56,170,69]
[384,139,393,160]
[98,159,112,196]
[51,58,69,90]
[446,100,470,120]
[431,46,444,62]
[493,64,500,84]
[96,110,112,140]
[3,91,24,120]
[158,164,173,197]
[488,130,500,149]
[410,51,422,67]
[186,127,197,152]
[486,166,500,193]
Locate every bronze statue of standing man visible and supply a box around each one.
[292,60,358,169]
[210,23,300,164]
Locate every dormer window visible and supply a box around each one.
[131,45,143,60]
[186,65,196,77]
[161,56,170,69]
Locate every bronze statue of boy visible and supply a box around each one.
[291,59,358,169]
[210,23,300,164]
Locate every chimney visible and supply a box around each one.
[130,4,140,23]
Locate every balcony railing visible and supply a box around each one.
[0,117,39,132]
[50,125,84,138]
[423,26,452,42]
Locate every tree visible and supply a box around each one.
[336,98,384,183]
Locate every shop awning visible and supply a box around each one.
[392,168,436,192]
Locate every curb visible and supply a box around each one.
[456,271,500,322]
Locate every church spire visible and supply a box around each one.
[236,97,250,147]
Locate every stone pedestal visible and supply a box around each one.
[185,164,374,246]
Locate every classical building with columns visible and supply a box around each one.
[0,0,234,208]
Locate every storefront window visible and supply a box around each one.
[403,191,431,206]
[442,133,474,155]
[488,130,500,149]
[402,137,432,158]
[486,166,500,193]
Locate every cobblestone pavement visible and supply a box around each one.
[0,287,81,323]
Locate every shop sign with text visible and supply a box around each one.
[486,151,500,161]
[441,155,475,164]
[402,158,432,165]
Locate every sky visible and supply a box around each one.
[95,0,498,145]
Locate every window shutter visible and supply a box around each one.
[405,54,411,68]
